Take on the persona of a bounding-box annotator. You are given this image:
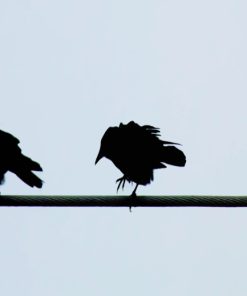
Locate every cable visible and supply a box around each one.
[0,195,247,207]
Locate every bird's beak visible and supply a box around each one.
[95,149,104,164]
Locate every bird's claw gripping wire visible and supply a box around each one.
[129,184,138,212]
[116,177,138,212]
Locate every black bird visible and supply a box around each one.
[0,130,43,188]
[95,121,186,196]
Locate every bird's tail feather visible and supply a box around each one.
[20,155,43,171]
[162,146,186,167]
[11,154,43,188]
[14,170,43,188]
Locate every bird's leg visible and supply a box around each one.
[131,184,139,197]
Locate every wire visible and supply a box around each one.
[0,195,247,207]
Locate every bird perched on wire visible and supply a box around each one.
[95,121,186,196]
[0,129,43,188]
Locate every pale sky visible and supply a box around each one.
[0,0,247,295]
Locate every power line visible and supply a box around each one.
[0,195,247,207]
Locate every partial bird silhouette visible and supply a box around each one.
[95,121,186,196]
[0,130,43,188]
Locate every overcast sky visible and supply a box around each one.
[0,0,247,295]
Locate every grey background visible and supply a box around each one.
[0,0,247,295]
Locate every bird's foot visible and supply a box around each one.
[116,176,126,192]
[130,191,137,198]
[129,184,139,212]
[116,176,131,192]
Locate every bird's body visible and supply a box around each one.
[0,130,43,188]
[95,121,186,195]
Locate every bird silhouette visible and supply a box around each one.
[95,121,186,196]
[0,130,43,188]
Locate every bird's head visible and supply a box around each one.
[95,127,119,164]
